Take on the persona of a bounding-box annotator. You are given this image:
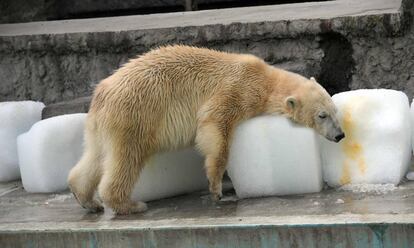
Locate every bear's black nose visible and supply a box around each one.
[335,132,345,142]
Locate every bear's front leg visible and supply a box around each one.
[205,150,228,201]
[196,119,233,201]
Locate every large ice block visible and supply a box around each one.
[17,114,87,192]
[411,99,414,155]
[131,148,208,202]
[0,101,44,182]
[18,112,208,197]
[227,115,323,199]
[320,89,411,187]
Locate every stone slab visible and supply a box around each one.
[0,0,403,37]
[41,96,91,119]
[1,180,414,246]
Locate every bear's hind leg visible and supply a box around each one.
[68,131,103,213]
[98,136,148,215]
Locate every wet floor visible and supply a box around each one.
[1,179,414,231]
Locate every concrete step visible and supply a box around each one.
[1,0,332,24]
[0,0,411,104]
[1,180,414,247]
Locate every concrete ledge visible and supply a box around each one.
[0,0,406,52]
[0,0,404,35]
[1,222,413,247]
[1,181,414,247]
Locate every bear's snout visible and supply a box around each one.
[334,132,345,143]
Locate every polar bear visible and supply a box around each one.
[68,45,344,214]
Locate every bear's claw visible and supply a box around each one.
[211,192,223,202]
[70,188,104,213]
[113,201,148,215]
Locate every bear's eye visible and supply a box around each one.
[318,112,328,119]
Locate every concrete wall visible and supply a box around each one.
[351,30,414,97]
[0,0,412,104]
[0,37,324,104]
[2,224,413,247]
[0,0,185,23]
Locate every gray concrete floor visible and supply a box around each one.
[1,179,414,232]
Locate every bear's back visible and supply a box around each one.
[90,46,268,124]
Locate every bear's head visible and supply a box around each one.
[265,71,344,142]
[283,77,344,143]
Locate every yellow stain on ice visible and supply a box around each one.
[339,102,367,185]
[340,161,351,185]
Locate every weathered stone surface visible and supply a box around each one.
[344,0,414,100]
[41,96,91,119]
[0,0,50,24]
[0,0,187,24]
[1,0,263,24]
[350,31,414,100]
[1,180,414,247]
[0,0,404,37]
[0,0,412,104]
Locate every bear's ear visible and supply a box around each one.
[310,77,316,82]
[285,96,298,111]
